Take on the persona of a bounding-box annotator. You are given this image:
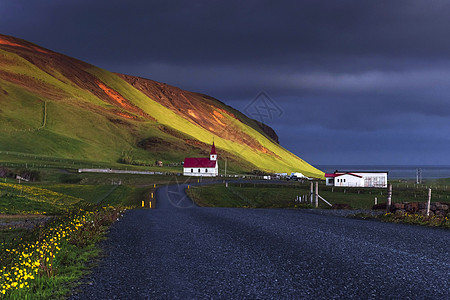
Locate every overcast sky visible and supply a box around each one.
[2,0,450,166]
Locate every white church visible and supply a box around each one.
[183,142,218,177]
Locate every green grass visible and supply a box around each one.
[0,182,86,215]
[435,178,450,185]
[0,228,30,246]
[95,185,144,207]
[0,182,151,217]
[187,181,450,210]
[0,161,165,215]
[0,151,195,179]
[188,184,249,208]
[0,81,44,131]
[188,183,313,208]
[39,184,117,203]
[0,195,64,215]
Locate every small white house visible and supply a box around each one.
[325,171,388,188]
[183,142,218,177]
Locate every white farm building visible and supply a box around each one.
[325,171,388,188]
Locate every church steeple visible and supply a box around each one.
[210,141,217,161]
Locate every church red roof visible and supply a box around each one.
[183,158,217,168]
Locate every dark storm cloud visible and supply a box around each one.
[3,0,450,65]
[1,0,450,164]
[277,121,450,165]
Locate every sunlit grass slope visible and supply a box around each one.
[0,34,323,178]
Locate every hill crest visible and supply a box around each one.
[0,33,323,177]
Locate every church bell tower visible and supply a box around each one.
[210,142,217,161]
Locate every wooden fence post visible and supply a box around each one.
[386,184,392,212]
[315,181,319,208]
[426,188,432,216]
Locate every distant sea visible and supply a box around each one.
[316,165,450,180]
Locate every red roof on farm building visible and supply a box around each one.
[325,172,363,178]
[338,173,363,178]
[325,173,338,177]
[183,158,217,168]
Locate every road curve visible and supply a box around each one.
[70,183,450,299]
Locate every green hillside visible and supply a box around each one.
[0,34,324,178]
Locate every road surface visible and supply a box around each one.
[70,183,450,299]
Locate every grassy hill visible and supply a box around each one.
[0,34,324,178]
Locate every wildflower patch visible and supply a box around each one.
[0,207,127,298]
[380,212,450,228]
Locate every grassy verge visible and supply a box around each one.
[0,182,86,215]
[38,184,145,207]
[352,212,450,229]
[187,182,384,209]
[187,183,314,208]
[187,181,450,210]
[0,178,146,298]
[0,207,127,299]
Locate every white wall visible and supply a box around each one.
[333,172,388,188]
[326,177,335,186]
[335,174,364,187]
[355,173,387,188]
[183,167,218,177]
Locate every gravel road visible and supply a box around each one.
[70,183,450,299]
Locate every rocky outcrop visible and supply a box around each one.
[254,120,279,144]
[391,202,449,216]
